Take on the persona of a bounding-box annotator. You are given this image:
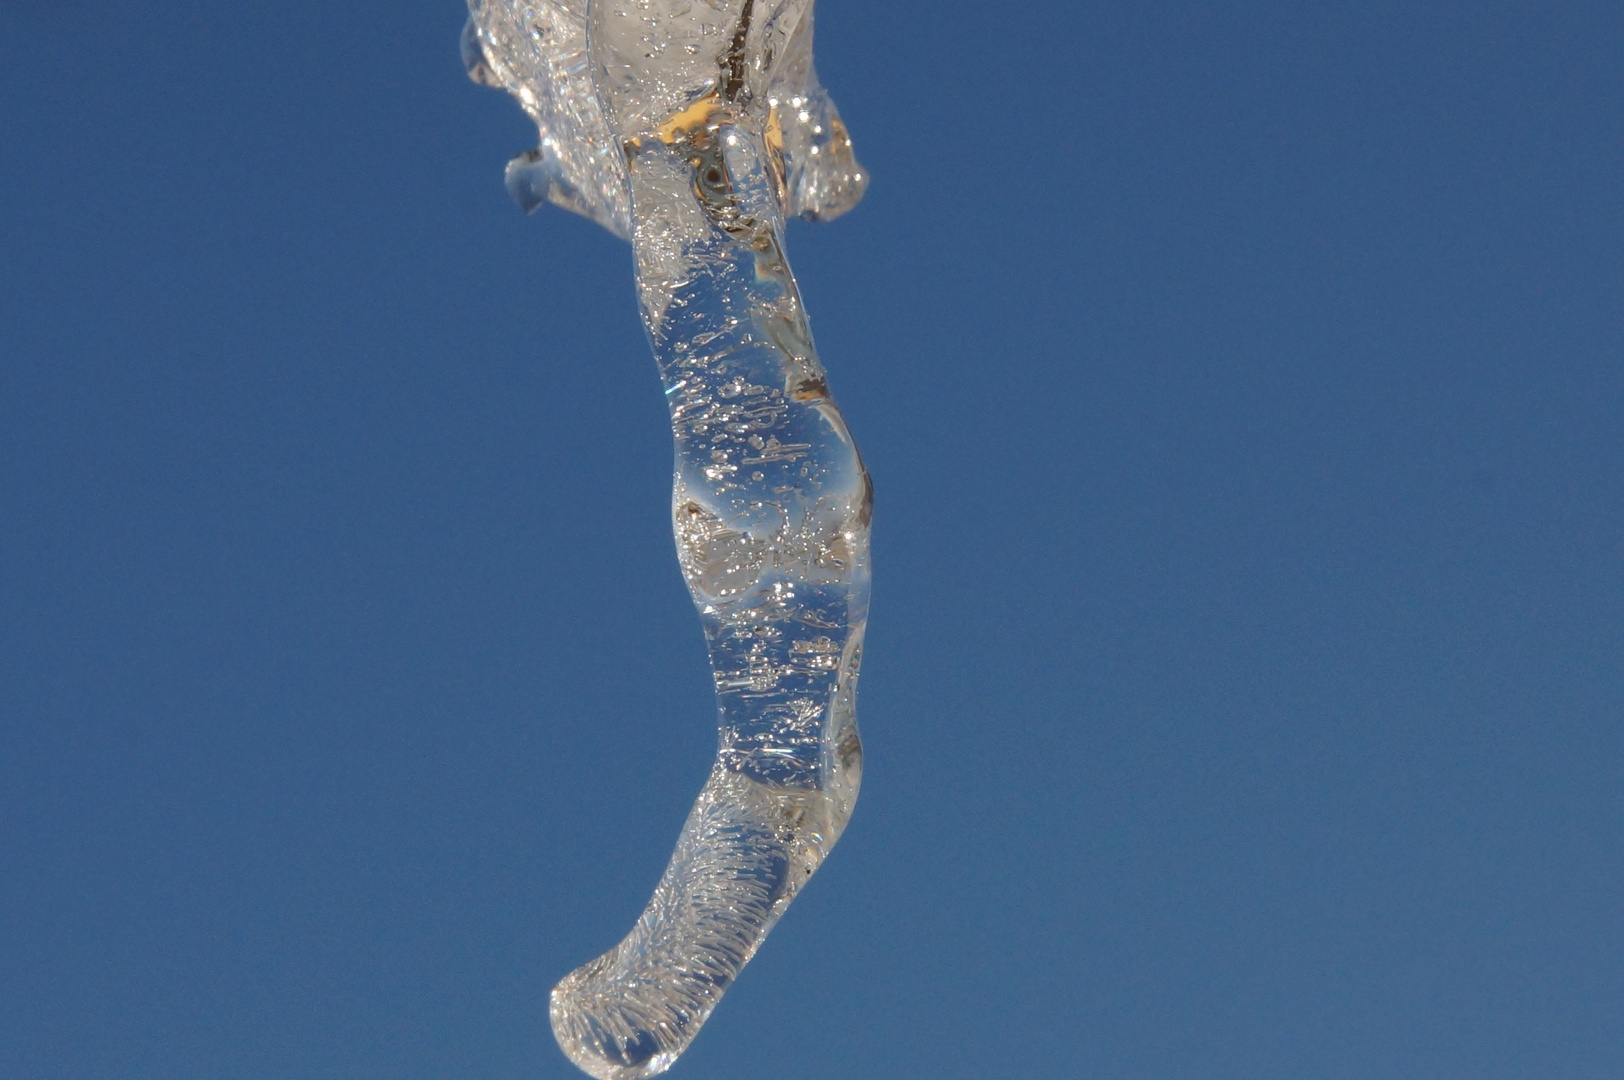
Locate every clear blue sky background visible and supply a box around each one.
[2,2,1621,1077]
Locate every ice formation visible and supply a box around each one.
[462,2,871,1076]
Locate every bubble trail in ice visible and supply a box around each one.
[463,2,870,1076]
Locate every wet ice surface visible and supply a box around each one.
[463,2,870,1076]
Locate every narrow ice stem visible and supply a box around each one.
[462,3,872,1075]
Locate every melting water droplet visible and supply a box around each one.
[461,16,501,88]
[504,147,554,214]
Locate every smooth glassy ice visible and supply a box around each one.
[463,2,870,1077]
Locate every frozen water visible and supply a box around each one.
[465,2,871,1077]
[462,0,866,239]
[464,0,632,238]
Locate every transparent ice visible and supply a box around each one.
[463,2,871,1076]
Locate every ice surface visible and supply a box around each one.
[463,2,871,1077]
[463,0,866,240]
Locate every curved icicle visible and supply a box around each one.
[464,2,870,1076]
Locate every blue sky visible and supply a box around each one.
[1,2,1621,1077]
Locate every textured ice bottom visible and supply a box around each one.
[550,766,851,1079]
